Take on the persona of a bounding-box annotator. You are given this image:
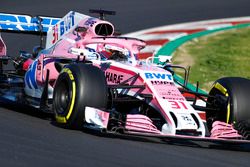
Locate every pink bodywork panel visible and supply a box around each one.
[35,54,59,86]
[153,82,185,101]
[85,107,110,128]
[126,114,162,134]
[97,110,110,128]
[0,36,6,56]
[51,18,145,57]
[101,64,184,127]
[210,121,242,139]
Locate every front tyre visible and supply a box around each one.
[207,77,250,138]
[53,63,108,129]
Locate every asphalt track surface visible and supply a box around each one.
[0,1,250,166]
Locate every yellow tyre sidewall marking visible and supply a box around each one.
[226,102,230,124]
[56,116,67,123]
[213,82,230,123]
[56,68,76,123]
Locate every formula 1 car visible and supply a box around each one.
[0,10,250,148]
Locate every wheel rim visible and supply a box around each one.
[54,80,71,114]
[206,90,228,130]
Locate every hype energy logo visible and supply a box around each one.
[144,72,173,81]
[0,13,59,32]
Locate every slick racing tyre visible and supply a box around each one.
[53,63,108,129]
[206,77,250,139]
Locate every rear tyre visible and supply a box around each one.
[206,77,250,139]
[53,63,108,129]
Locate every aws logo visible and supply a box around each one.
[145,72,172,81]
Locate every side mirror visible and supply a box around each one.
[75,27,87,33]
[158,55,171,63]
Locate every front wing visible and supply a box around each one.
[103,130,250,152]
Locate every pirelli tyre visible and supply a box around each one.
[53,63,108,129]
[206,77,250,139]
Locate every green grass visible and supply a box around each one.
[172,27,250,91]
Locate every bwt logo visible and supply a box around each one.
[52,12,75,44]
[59,12,75,36]
[145,72,172,80]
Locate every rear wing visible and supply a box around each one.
[0,13,60,33]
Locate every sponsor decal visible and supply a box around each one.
[162,96,185,101]
[62,68,75,81]
[52,12,75,44]
[59,12,75,36]
[151,80,170,85]
[105,72,123,84]
[145,72,172,81]
[181,115,193,122]
[84,18,97,27]
[213,82,228,96]
[52,24,58,44]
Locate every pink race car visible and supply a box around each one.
[0,10,250,148]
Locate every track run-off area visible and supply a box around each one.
[125,17,250,93]
[126,17,250,60]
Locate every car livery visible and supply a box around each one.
[0,10,250,149]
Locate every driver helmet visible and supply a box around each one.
[102,44,128,61]
[108,50,128,61]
